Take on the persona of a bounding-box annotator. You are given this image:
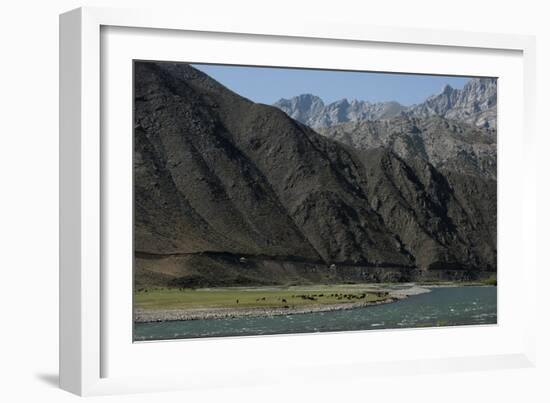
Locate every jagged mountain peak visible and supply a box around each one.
[274,95,407,129]
[276,93,323,104]
[273,77,497,129]
[440,83,455,95]
[407,77,497,129]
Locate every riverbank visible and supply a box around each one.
[134,283,432,323]
[134,286,498,340]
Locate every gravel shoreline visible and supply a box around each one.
[134,285,431,323]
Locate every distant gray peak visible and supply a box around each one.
[440,84,455,95]
[407,77,497,129]
[334,98,350,106]
[298,93,323,101]
[274,95,407,129]
[274,77,497,129]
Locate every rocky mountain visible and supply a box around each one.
[407,78,497,129]
[318,115,497,179]
[274,78,497,129]
[274,94,406,129]
[134,62,496,287]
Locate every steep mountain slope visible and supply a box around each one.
[274,78,497,129]
[134,62,408,266]
[134,62,496,286]
[274,94,406,129]
[318,115,497,179]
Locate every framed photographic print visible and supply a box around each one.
[132,61,498,341]
[60,6,537,396]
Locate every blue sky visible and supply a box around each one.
[192,64,470,106]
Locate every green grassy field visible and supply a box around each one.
[417,277,497,287]
[135,285,390,310]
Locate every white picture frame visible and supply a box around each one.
[59,6,537,396]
